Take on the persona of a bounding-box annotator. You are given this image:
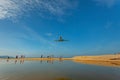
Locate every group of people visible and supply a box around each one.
[15,55,25,59]
[7,55,25,59]
[40,55,63,60]
[40,55,54,58]
[6,55,25,64]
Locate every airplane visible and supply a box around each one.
[55,36,69,42]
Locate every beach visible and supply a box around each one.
[73,54,120,61]
[72,54,120,67]
[1,54,120,67]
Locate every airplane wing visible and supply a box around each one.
[54,40,69,42]
[63,40,69,41]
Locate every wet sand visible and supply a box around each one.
[73,60,120,67]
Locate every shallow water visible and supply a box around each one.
[0,59,120,80]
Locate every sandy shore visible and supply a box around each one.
[72,54,120,67]
[73,54,120,61]
[0,54,120,67]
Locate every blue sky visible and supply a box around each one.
[0,0,120,57]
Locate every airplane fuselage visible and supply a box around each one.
[55,36,68,42]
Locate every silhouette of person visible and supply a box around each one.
[41,55,43,58]
[16,55,18,59]
[21,55,23,58]
[8,56,10,59]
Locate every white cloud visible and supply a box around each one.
[0,0,77,20]
[0,0,19,19]
[93,0,119,7]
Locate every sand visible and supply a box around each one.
[72,54,120,67]
[73,54,120,61]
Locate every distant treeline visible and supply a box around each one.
[0,56,14,58]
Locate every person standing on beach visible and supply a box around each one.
[21,55,23,58]
[23,55,25,58]
[8,56,10,59]
[16,55,18,59]
[41,55,43,58]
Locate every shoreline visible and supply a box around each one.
[0,58,72,61]
[0,54,120,62]
[0,54,120,67]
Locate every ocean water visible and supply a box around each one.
[0,59,120,80]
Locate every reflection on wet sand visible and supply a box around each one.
[39,59,63,64]
[20,59,24,64]
[14,59,24,64]
[6,59,9,62]
[5,59,25,64]
[47,60,54,64]
[73,60,120,67]
[15,59,17,64]
[2,59,63,64]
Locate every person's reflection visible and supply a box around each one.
[59,59,63,63]
[20,60,24,64]
[15,60,17,64]
[47,60,49,63]
[49,60,53,64]
[40,60,42,63]
[6,56,9,62]
[6,59,9,62]
[46,60,54,64]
